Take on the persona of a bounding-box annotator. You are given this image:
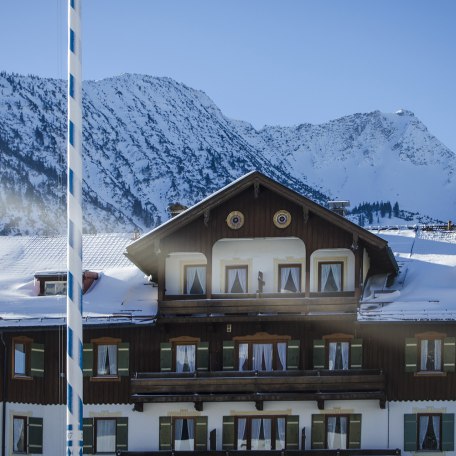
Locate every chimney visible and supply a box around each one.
[168,202,188,218]
[328,200,350,217]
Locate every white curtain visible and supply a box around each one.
[107,345,117,374]
[434,340,442,370]
[13,418,25,452]
[263,344,273,371]
[327,416,336,449]
[251,419,261,450]
[421,340,428,371]
[321,264,342,292]
[331,264,342,291]
[98,345,108,375]
[280,267,289,292]
[321,264,331,292]
[253,344,263,370]
[253,344,273,371]
[228,268,247,293]
[433,416,440,448]
[280,267,300,292]
[176,345,196,372]
[237,418,247,449]
[291,267,300,292]
[96,419,116,453]
[263,419,272,450]
[238,343,249,371]
[276,418,286,450]
[174,418,194,451]
[339,417,347,449]
[186,266,206,294]
[419,416,429,449]
[277,342,287,371]
[341,342,349,370]
[329,343,337,370]
[15,344,26,375]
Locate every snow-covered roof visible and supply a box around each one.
[0,234,157,328]
[359,229,456,322]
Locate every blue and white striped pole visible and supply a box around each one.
[67,0,83,455]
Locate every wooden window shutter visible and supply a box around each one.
[28,417,43,454]
[159,416,172,450]
[311,414,325,449]
[443,337,455,372]
[403,414,417,451]
[350,339,363,369]
[442,414,455,451]
[30,343,44,377]
[160,342,172,372]
[223,341,235,371]
[286,340,300,370]
[405,338,418,372]
[83,344,93,377]
[116,417,128,452]
[348,414,361,449]
[222,416,235,450]
[195,416,208,450]
[197,342,209,371]
[286,415,299,449]
[117,342,130,376]
[313,340,325,369]
[83,418,94,454]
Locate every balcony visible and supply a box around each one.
[131,369,386,409]
[158,293,358,322]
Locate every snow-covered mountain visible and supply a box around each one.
[0,72,454,235]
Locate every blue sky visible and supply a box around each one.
[1,0,455,151]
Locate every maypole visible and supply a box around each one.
[67,0,83,454]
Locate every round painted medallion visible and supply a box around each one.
[226,211,245,230]
[273,210,292,228]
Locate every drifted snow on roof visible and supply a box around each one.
[359,229,456,322]
[0,234,157,327]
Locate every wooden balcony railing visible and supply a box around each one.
[131,369,386,408]
[158,294,357,320]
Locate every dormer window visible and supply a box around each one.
[34,271,98,296]
[44,281,67,296]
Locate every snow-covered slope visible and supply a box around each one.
[0,72,454,235]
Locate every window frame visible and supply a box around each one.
[417,336,443,373]
[12,337,32,379]
[43,280,67,296]
[318,261,344,293]
[325,414,350,450]
[417,413,442,452]
[92,337,121,379]
[183,264,207,295]
[173,342,197,373]
[94,417,117,454]
[12,415,28,454]
[278,264,302,293]
[323,334,354,370]
[234,415,288,450]
[225,265,249,294]
[172,416,196,451]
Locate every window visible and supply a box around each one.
[223,335,300,371]
[84,417,128,454]
[159,416,207,451]
[12,337,44,379]
[226,266,248,293]
[44,281,67,296]
[83,339,129,379]
[404,413,454,452]
[311,414,361,449]
[313,336,362,370]
[12,416,43,454]
[184,266,206,294]
[278,265,301,293]
[13,416,27,453]
[405,333,455,373]
[318,262,343,292]
[160,338,208,373]
[223,415,299,450]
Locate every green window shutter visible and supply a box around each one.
[28,417,43,454]
[313,340,325,369]
[222,416,235,450]
[442,413,455,451]
[287,340,300,370]
[286,415,299,450]
[159,416,172,450]
[350,339,363,369]
[443,337,455,372]
[311,414,325,449]
[83,344,93,377]
[160,342,172,372]
[197,342,209,371]
[348,414,361,449]
[83,418,94,454]
[403,414,417,451]
[195,416,208,450]
[30,343,45,377]
[117,342,130,377]
[223,341,235,371]
[405,338,418,372]
[116,417,128,452]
